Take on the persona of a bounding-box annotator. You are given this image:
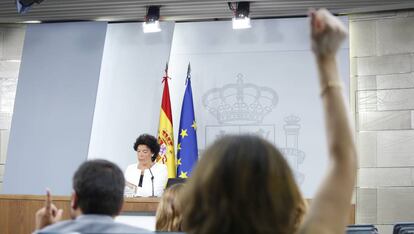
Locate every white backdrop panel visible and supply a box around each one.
[2,22,107,195]
[88,22,175,171]
[168,17,350,198]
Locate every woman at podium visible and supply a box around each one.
[124,134,168,197]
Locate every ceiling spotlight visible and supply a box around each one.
[16,0,44,14]
[143,6,161,33]
[229,2,251,29]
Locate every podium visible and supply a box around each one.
[0,195,354,234]
[0,194,160,234]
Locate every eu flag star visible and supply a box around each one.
[180,129,188,138]
[177,158,182,166]
[179,171,188,178]
[177,143,181,151]
[191,121,197,130]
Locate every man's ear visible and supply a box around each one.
[70,191,78,210]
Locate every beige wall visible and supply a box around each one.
[0,25,25,192]
[350,11,414,233]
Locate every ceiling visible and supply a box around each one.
[0,0,414,23]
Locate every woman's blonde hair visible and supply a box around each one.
[182,135,307,234]
[155,183,185,231]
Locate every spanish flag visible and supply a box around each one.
[157,63,176,178]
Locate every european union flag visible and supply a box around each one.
[176,63,198,178]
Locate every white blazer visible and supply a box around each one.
[124,163,168,197]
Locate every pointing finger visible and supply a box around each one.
[45,188,52,212]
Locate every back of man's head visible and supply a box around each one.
[73,159,125,216]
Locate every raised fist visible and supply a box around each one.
[310,9,347,56]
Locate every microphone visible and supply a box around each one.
[148,167,155,197]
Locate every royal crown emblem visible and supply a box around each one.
[202,74,278,124]
[202,75,305,184]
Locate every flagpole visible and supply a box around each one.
[186,63,191,84]
[163,62,169,82]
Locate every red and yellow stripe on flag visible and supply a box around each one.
[157,65,176,178]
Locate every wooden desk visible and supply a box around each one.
[0,194,160,234]
[0,195,355,234]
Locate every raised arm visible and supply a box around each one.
[298,9,357,234]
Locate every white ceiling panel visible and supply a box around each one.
[0,0,413,23]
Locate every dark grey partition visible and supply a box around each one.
[2,21,107,195]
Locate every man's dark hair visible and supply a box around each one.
[133,134,160,162]
[73,159,125,216]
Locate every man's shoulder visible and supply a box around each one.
[37,217,147,233]
[36,219,78,232]
[104,221,148,233]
